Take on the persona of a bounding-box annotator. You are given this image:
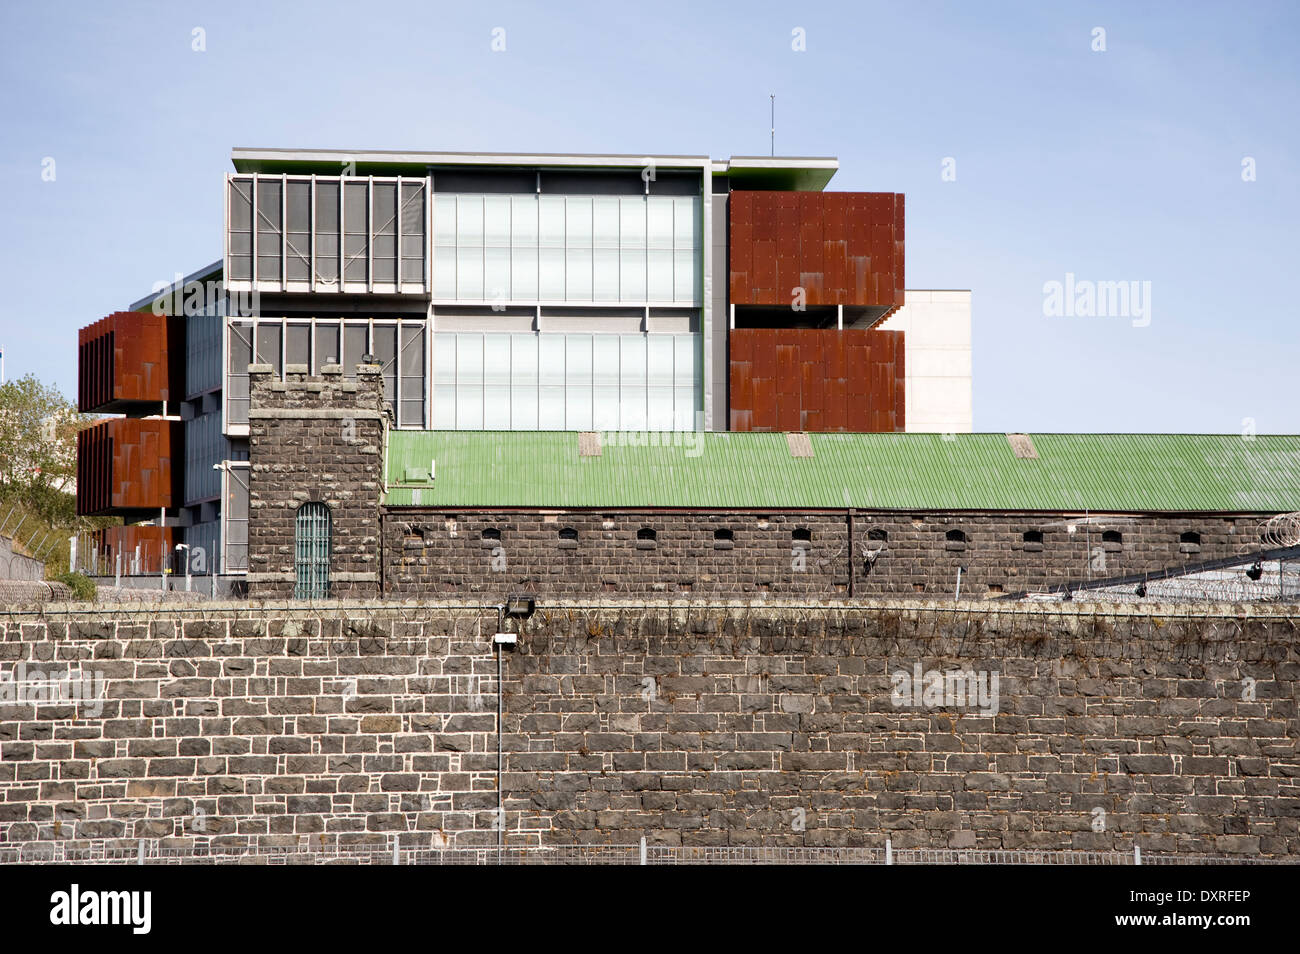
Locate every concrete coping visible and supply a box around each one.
[284,364,309,375]
[247,364,274,374]
[320,364,343,375]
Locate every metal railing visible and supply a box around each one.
[1,839,1292,866]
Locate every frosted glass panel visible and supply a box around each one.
[674,387,696,430]
[673,335,697,388]
[455,334,483,430]
[433,333,455,428]
[592,197,619,248]
[434,195,457,246]
[564,335,593,430]
[647,198,674,249]
[619,335,647,431]
[647,336,675,389]
[456,196,483,245]
[647,335,675,430]
[620,249,646,301]
[593,249,619,301]
[511,247,538,300]
[433,247,456,299]
[674,330,700,430]
[673,249,696,302]
[430,331,700,431]
[647,249,673,301]
[539,248,565,300]
[538,335,566,428]
[432,191,700,305]
[483,335,512,429]
[674,197,697,247]
[456,246,483,299]
[510,334,539,429]
[538,197,565,248]
[565,197,592,248]
[566,248,593,301]
[592,335,620,431]
[484,247,511,302]
[619,198,646,249]
[484,196,511,247]
[511,195,537,244]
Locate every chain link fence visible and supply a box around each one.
[0,840,1292,865]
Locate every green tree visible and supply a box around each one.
[0,373,82,523]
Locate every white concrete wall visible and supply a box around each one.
[879,290,972,433]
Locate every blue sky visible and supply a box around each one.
[1,0,1296,432]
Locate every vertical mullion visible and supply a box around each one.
[310,175,316,292]
[251,176,258,287]
[280,173,287,288]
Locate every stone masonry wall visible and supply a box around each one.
[247,364,387,599]
[383,509,1274,599]
[1,601,1296,857]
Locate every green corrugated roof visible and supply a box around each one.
[383,432,1300,513]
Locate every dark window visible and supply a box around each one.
[867,528,888,542]
[792,528,812,545]
[714,528,734,549]
[946,529,967,543]
[1023,530,1044,551]
[285,179,311,283]
[481,527,501,547]
[294,502,331,599]
[314,181,340,284]
[1102,530,1123,551]
[256,178,283,283]
[228,178,253,281]
[558,527,578,549]
[1180,531,1200,545]
[636,527,657,549]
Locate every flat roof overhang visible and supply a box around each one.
[231,148,838,189]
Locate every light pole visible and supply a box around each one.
[175,543,191,592]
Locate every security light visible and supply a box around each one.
[504,595,536,619]
[1246,561,1263,581]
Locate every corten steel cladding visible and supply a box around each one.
[729,191,905,308]
[76,418,183,515]
[77,312,185,413]
[729,329,905,433]
[90,525,178,574]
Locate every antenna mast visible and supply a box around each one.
[770,94,775,156]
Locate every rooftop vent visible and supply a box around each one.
[787,433,814,458]
[1007,434,1038,459]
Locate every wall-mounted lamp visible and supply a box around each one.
[504,595,536,620]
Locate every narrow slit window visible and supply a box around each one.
[294,502,331,599]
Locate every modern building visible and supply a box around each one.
[75,147,973,586]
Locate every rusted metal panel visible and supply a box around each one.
[729,191,904,309]
[729,328,905,433]
[77,312,184,413]
[76,418,183,516]
[90,524,177,574]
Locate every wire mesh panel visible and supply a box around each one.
[294,502,331,598]
[1,840,1293,866]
